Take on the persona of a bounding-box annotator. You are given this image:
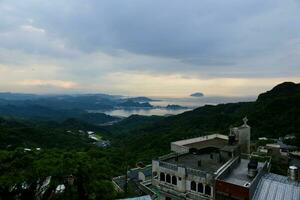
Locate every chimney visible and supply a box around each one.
[247,160,258,178]
[228,126,236,145]
[288,166,298,181]
[228,135,236,145]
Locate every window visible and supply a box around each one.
[160,172,165,181]
[166,174,171,183]
[205,185,211,196]
[191,181,196,191]
[198,183,203,193]
[153,171,157,177]
[172,176,177,185]
[165,197,171,200]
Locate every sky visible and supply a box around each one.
[0,0,300,97]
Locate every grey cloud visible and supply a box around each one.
[0,0,300,80]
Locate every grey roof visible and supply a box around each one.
[220,145,239,152]
[277,141,297,150]
[253,173,300,200]
[128,165,152,180]
[220,159,265,187]
[120,195,152,200]
[164,152,226,173]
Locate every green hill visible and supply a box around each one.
[107,82,300,161]
[1,82,300,199]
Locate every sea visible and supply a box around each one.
[103,96,256,117]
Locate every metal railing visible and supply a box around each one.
[186,191,212,200]
[158,152,178,160]
[186,167,207,177]
[159,161,178,171]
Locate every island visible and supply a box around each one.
[190,92,204,97]
[117,100,153,108]
[166,104,188,110]
[126,96,156,103]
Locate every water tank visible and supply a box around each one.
[248,160,258,178]
[288,166,298,181]
[228,135,236,145]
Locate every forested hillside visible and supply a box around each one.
[1,82,300,199]
[107,82,300,162]
[0,118,127,200]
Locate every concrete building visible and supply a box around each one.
[113,118,300,200]
[151,118,262,200]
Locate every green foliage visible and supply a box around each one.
[0,148,118,200]
[1,81,300,199]
[0,117,108,149]
[107,82,300,164]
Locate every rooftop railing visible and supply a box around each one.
[159,161,178,171]
[186,191,211,200]
[158,152,178,160]
[186,167,210,179]
[171,133,228,146]
[158,160,215,180]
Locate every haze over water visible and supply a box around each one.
[104,96,255,117]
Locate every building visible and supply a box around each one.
[113,118,300,200]
[119,195,152,200]
[266,140,297,156]
[151,118,265,200]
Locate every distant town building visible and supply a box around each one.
[284,134,296,140]
[266,140,297,156]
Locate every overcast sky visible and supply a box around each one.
[0,0,300,97]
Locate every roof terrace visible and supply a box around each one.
[171,134,229,153]
[164,152,226,173]
[219,158,266,187]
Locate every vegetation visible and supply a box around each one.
[0,117,131,199]
[106,82,300,163]
[1,82,300,199]
[0,104,119,124]
[0,148,118,200]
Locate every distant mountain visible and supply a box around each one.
[166,104,188,110]
[190,92,204,97]
[0,93,161,123]
[125,96,157,102]
[0,103,119,124]
[0,92,39,100]
[117,100,153,108]
[107,82,300,161]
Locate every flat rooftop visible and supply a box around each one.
[172,134,228,146]
[164,152,227,173]
[184,138,228,150]
[220,159,265,187]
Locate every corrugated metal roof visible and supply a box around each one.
[120,195,152,200]
[253,173,300,200]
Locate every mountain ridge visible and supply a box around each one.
[106,82,300,161]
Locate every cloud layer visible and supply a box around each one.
[0,0,300,96]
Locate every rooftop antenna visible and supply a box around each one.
[243,117,248,126]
